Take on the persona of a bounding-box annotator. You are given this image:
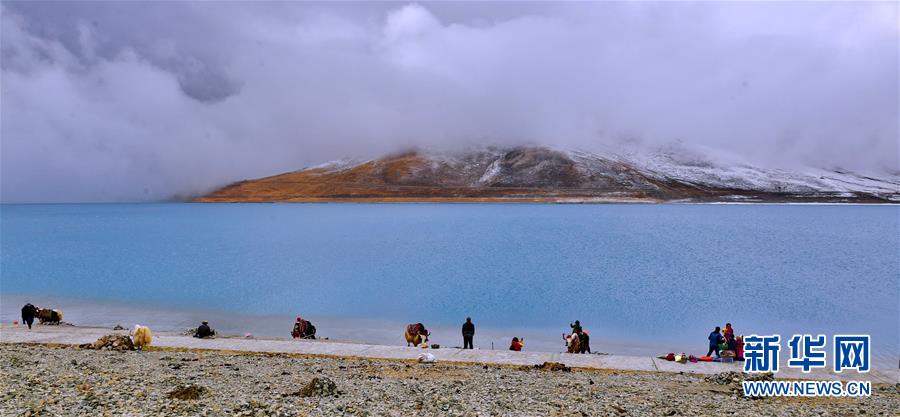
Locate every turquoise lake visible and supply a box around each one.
[1,203,897,366]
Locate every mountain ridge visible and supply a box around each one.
[196,146,900,203]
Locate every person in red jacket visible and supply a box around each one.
[724,323,734,341]
[509,337,524,351]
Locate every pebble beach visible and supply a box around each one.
[2,342,897,417]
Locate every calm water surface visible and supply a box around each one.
[1,203,897,365]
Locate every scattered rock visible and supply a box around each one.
[294,377,340,397]
[535,362,571,372]
[705,371,775,398]
[705,371,774,386]
[167,385,206,401]
[79,335,135,351]
[2,343,897,416]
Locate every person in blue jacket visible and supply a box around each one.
[707,326,723,358]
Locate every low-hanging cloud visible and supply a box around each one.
[2,2,897,202]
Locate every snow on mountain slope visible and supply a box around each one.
[314,145,900,196]
[566,145,900,196]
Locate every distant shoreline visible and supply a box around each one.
[3,324,896,383]
[191,199,900,205]
[2,201,899,206]
[4,198,899,205]
[192,197,900,206]
[0,293,678,358]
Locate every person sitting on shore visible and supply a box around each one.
[707,326,723,358]
[195,321,215,338]
[509,337,524,352]
[21,303,38,330]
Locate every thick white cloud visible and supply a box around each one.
[2,2,897,202]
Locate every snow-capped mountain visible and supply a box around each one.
[197,146,900,203]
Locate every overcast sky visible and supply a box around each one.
[2,1,898,202]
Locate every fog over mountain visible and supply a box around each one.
[2,2,897,202]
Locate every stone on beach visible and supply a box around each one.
[705,371,775,397]
[167,385,206,400]
[534,361,571,372]
[704,371,774,386]
[79,334,135,351]
[295,377,340,397]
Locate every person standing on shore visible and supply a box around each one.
[462,317,475,349]
[21,303,37,329]
[707,326,723,358]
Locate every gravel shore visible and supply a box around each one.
[1,343,897,417]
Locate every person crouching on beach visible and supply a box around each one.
[195,321,214,338]
[291,316,306,339]
[707,326,723,358]
[509,337,524,351]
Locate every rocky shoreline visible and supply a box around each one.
[2,343,897,416]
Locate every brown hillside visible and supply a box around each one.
[195,147,899,203]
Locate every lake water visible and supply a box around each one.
[1,203,897,367]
